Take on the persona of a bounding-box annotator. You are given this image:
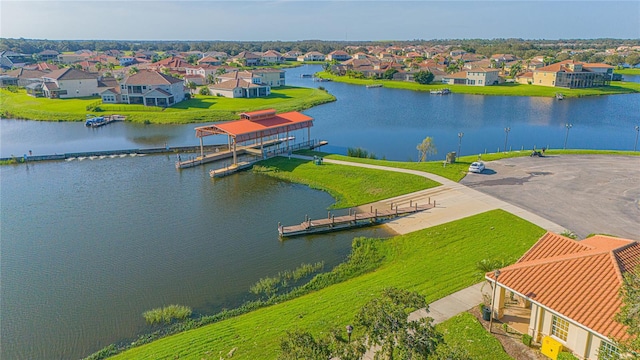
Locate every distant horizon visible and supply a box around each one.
[3,37,640,42]
[1,1,638,41]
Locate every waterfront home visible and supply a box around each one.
[486,232,639,360]
[297,51,325,62]
[209,78,270,98]
[532,60,614,88]
[38,68,101,98]
[101,70,185,107]
[442,68,499,86]
[326,50,351,62]
[217,69,284,87]
[515,71,534,84]
[261,50,284,64]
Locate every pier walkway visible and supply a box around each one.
[279,200,434,238]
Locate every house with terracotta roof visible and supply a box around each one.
[261,50,284,64]
[326,50,351,62]
[210,70,271,98]
[486,232,639,360]
[197,56,222,66]
[104,70,185,107]
[532,60,614,88]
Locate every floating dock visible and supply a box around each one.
[278,200,435,238]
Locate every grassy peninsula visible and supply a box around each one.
[104,210,544,360]
[253,157,440,208]
[0,86,335,124]
[315,71,640,97]
[614,68,640,75]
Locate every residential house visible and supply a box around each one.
[184,64,226,85]
[106,70,185,107]
[282,51,302,61]
[490,53,518,65]
[119,56,136,66]
[532,60,614,88]
[39,68,101,98]
[4,68,48,88]
[515,72,534,85]
[232,51,261,66]
[442,68,499,86]
[297,51,325,62]
[326,50,351,62]
[198,56,222,66]
[36,50,60,61]
[261,50,284,64]
[209,78,270,98]
[57,52,92,64]
[486,232,639,360]
[1,50,30,69]
[251,68,285,87]
[148,56,191,72]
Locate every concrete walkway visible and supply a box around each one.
[289,155,564,359]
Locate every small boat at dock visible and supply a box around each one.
[430,88,451,95]
[556,93,564,100]
[366,84,383,88]
[85,114,125,127]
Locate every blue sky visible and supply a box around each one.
[1,1,638,41]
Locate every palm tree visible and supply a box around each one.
[128,66,139,75]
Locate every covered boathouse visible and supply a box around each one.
[175,109,325,172]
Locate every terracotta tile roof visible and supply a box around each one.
[211,78,259,90]
[487,232,639,340]
[444,71,468,79]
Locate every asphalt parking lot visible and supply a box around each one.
[460,155,640,240]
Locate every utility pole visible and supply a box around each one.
[503,127,510,152]
[457,132,464,156]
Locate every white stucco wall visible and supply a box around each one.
[57,79,100,98]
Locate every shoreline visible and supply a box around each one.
[314,71,640,98]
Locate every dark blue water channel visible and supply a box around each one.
[1,65,638,359]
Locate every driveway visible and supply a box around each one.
[460,155,640,240]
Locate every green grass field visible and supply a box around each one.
[436,312,513,360]
[107,210,545,359]
[296,149,639,183]
[253,157,440,208]
[315,71,640,98]
[614,68,640,75]
[0,86,335,123]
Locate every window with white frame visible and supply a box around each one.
[598,341,619,360]
[551,316,569,341]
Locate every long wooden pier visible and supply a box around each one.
[278,200,435,238]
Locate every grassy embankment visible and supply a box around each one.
[614,68,640,75]
[0,86,335,124]
[253,156,440,208]
[315,71,640,98]
[107,210,544,360]
[296,149,640,183]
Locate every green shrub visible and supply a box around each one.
[557,352,579,360]
[522,334,533,346]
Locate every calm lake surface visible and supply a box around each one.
[1,65,638,359]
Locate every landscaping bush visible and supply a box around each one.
[522,334,533,347]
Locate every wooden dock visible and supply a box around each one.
[278,200,435,238]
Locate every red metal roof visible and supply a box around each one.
[195,111,313,143]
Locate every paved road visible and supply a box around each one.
[460,155,640,240]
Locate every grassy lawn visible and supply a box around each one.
[315,71,640,98]
[108,210,545,360]
[296,149,639,183]
[436,312,513,360]
[614,68,640,75]
[253,156,440,208]
[0,86,335,123]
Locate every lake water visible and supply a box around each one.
[1,65,638,359]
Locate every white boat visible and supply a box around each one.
[430,88,451,95]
